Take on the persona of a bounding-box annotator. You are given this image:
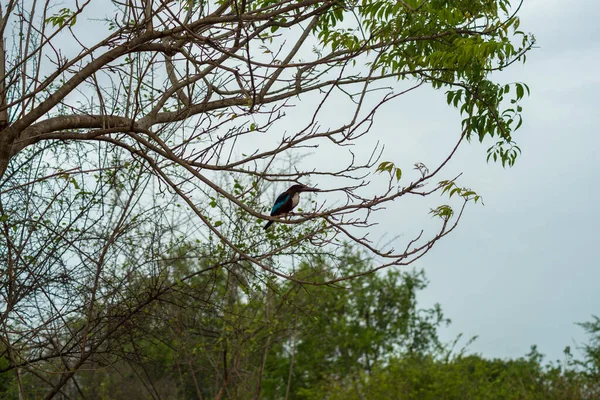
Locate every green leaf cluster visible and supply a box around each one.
[44,8,77,28]
[376,161,402,181]
[312,0,533,166]
[439,179,482,203]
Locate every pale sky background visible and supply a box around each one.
[20,0,597,364]
[262,0,600,361]
[89,0,598,362]
[286,0,600,361]
[144,0,598,362]
[395,0,600,361]
[290,0,599,363]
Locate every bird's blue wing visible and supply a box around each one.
[270,192,290,215]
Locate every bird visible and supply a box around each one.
[264,184,321,230]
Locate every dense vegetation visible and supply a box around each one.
[1,248,598,399]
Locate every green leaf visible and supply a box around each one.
[516,83,524,99]
[45,8,77,28]
[395,168,402,181]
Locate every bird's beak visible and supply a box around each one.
[301,186,321,192]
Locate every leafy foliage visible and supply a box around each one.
[315,0,533,166]
[44,8,77,28]
[317,349,592,400]
[262,252,447,398]
[2,241,599,399]
[576,315,600,387]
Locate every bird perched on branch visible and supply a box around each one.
[264,184,321,230]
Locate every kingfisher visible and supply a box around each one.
[264,184,321,230]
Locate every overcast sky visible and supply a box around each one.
[87,0,599,362]
[26,0,598,363]
[404,0,600,362]
[288,0,599,363]
[222,0,600,362]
